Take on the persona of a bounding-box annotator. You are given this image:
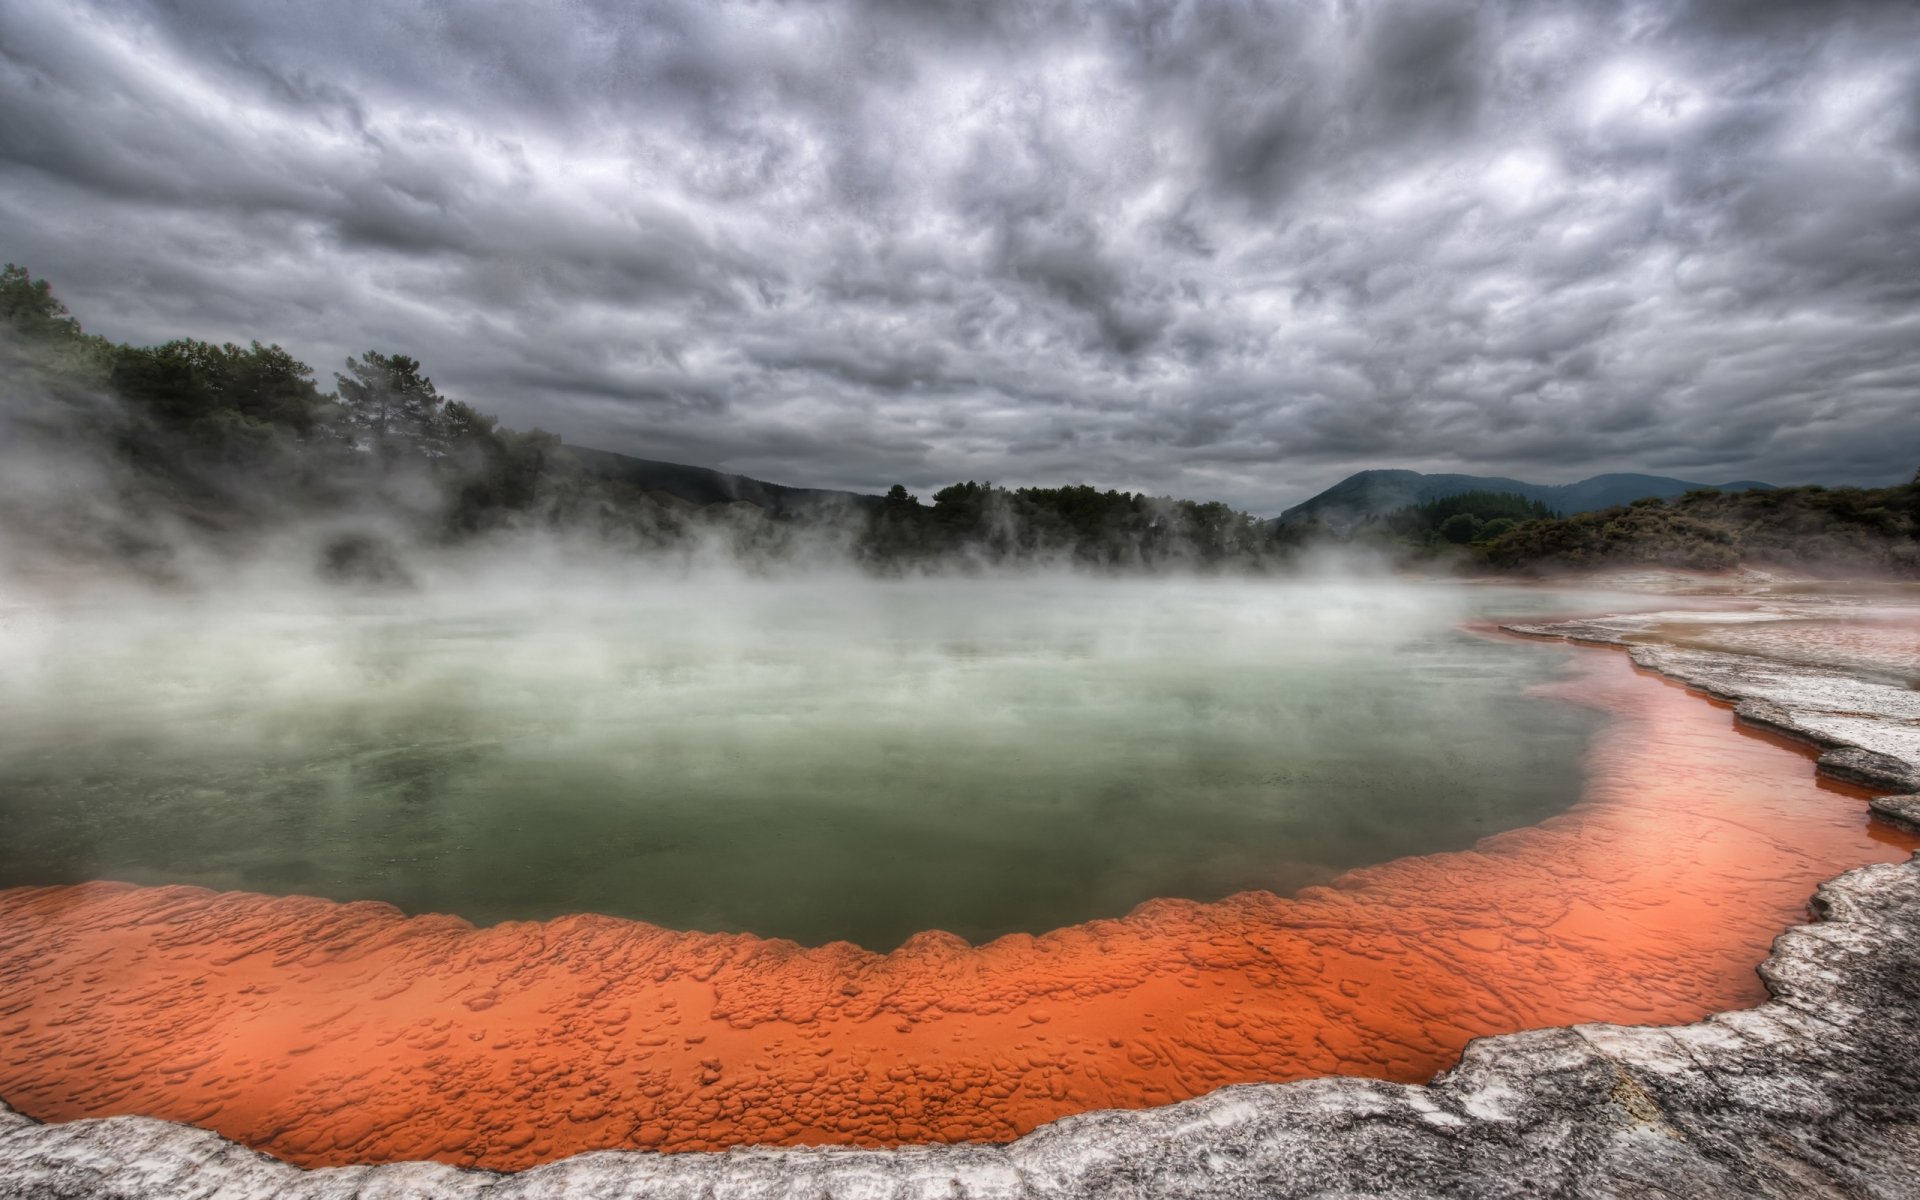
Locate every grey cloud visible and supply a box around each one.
[3,0,1918,513]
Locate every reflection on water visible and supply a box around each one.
[0,575,1657,947]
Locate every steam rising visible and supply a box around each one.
[0,551,1668,948]
[0,327,1675,950]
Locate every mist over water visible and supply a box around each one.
[0,564,1661,949]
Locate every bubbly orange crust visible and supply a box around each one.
[2,647,1912,1170]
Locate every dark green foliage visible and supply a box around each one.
[1276,468,1760,529]
[40,264,1900,580]
[110,339,344,468]
[1439,513,1483,544]
[1343,478,1920,576]
[1405,490,1558,526]
[856,480,1275,569]
[336,351,446,460]
[442,408,572,534]
[3,268,1293,575]
[863,483,928,562]
[1362,491,1556,554]
[1,264,84,342]
[1,263,116,387]
[1479,483,1920,576]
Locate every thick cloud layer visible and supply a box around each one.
[3,0,1916,511]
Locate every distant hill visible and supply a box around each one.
[564,445,880,516]
[1480,481,1919,578]
[1277,469,1774,530]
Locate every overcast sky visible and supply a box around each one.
[3,1,1916,512]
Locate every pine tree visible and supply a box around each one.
[335,351,446,459]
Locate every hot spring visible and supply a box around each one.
[2,567,1912,1169]
[3,572,1620,948]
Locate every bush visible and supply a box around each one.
[1439,513,1484,544]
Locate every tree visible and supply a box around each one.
[1,264,115,385]
[442,399,499,446]
[0,264,80,339]
[336,351,446,459]
[443,414,567,531]
[222,342,334,436]
[1439,513,1483,544]
[1476,517,1518,542]
[118,340,329,429]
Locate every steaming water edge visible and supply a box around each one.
[0,575,1667,949]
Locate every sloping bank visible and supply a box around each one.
[3,611,1919,1199]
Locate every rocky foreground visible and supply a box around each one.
[1504,603,1920,795]
[4,596,1920,1198]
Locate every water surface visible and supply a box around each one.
[0,574,1652,947]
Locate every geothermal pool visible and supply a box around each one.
[3,574,1621,947]
[1,572,1913,1170]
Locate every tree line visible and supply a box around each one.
[1371,490,1559,548]
[0,265,1292,578]
[864,479,1274,567]
[1475,485,1920,576]
[1336,478,1918,576]
[15,263,1908,580]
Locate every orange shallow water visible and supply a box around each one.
[0,645,1913,1170]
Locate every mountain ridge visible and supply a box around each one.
[563,445,881,515]
[1278,469,1775,530]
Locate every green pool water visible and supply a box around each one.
[0,574,1645,949]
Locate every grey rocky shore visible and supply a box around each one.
[5,605,1920,1199]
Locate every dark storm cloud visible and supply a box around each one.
[3,0,1917,512]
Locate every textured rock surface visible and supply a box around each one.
[6,603,1920,1198]
[1869,795,1920,834]
[1505,605,1920,787]
[1504,593,1920,685]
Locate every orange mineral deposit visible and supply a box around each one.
[0,645,1913,1170]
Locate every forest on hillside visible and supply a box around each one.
[6,265,1914,583]
[1330,481,1920,576]
[0,267,1283,581]
[1475,485,1920,576]
[1348,491,1562,553]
